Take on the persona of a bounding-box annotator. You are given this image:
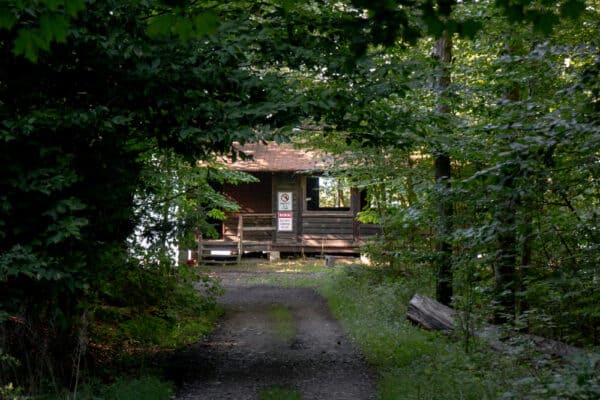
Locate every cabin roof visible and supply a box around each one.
[223,142,332,172]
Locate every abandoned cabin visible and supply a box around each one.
[182,141,381,263]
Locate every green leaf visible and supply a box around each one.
[193,11,219,37]
[0,9,17,30]
[207,209,226,220]
[175,17,194,41]
[147,14,178,37]
[111,115,132,125]
[280,0,295,13]
[43,0,64,12]
[424,14,443,37]
[40,14,70,43]
[13,29,47,62]
[64,0,86,17]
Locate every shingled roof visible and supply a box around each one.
[223,142,332,172]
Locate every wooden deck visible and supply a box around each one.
[192,213,381,262]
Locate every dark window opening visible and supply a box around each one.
[306,176,351,211]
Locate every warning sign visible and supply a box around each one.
[278,192,293,211]
[278,211,293,231]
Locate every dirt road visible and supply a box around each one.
[170,269,376,400]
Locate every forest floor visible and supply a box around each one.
[165,260,376,400]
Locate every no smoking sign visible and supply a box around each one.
[278,191,292,211]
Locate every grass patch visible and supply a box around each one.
[317,264,532,399]
[258,384,302,400]
[101,376,172,400]
[230,258,338,287]
[212,257,349,274]
[268,304,296,342]
[112,310,221,348]
[38,375,173,400]
[244,273,328,287]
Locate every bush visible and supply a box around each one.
[90,263,222,352]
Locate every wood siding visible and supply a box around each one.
[223,172,272,213]
[211,172,381,254]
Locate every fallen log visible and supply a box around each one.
[407,293,585,362]
[407,293,456,330]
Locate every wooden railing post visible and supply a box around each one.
[197,231,203,264]
[237,214,243,263]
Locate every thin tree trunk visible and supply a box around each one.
[433,31,453,305]
[493,47,521,324]
[516,210,532,317]
[494,173,518,324]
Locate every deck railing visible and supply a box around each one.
[236,213,275,262]
[196,212,381,263]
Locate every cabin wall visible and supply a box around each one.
[222,172,272,240]
[217,171,381,252]
[223,172,272,213]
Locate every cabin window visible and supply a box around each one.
[306,177,351,211]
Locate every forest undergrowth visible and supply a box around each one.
[1,260,222,400]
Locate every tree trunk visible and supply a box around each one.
[432,31,454,305]
[493,46,521,324]
[494,174,518,324]
[408,293,455,330]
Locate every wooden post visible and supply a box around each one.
[237,214,243,264]
[197,231,203,264]
[325,255,335,268]
[351,188,360,242]
[269,251,280,262]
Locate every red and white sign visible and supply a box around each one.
[278,211,293,231]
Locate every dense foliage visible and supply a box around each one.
[0,0,304,394]
[299,0,599,345]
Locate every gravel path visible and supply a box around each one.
[169,270,376,400]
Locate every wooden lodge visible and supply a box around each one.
[185,142,381,262]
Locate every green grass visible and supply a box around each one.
[232,258,339,287]
[115,309,221,348]
[101,376,173,400]
[244,273,328,287]
[219,258,334,274]
[269,304,296,342]
[39,376,173,400]
[258,384,303,400]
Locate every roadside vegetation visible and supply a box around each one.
[243,258,599,400]
[1,258,221,400]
